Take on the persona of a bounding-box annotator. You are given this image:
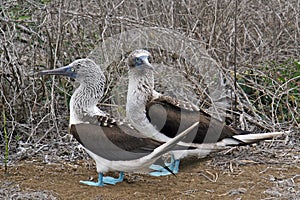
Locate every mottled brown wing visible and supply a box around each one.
[146,97,242,144]
[70,122,164,161]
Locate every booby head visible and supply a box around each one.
[40,58,106,123]
[127,49,153,71]
[39,59,105,85]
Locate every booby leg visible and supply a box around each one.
[80,172,124,186]
[172,159,180,174]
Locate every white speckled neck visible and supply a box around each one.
[127,68,154,104]
[69,68,106,124]
[126,67,171,141]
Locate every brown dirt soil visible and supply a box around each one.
[1,157,299,200]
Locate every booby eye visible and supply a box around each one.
[70,67,75,72]
[135,57,142,64]
[147,56,152,63]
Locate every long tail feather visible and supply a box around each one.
[224,131,289,146]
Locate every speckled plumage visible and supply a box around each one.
[126,49,284,161]
[39,58,198,185]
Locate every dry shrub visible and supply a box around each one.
[0,0,299,158]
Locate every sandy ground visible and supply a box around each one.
[1,151,299,200]
[1,130,299,199]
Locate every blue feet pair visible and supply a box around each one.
[80,155,180,187]
[80,172,124,187]
[149,155,180,177]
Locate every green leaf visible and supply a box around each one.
[294,61,300,69]
[18,15,31,20]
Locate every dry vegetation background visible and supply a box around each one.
[0,0,299,199]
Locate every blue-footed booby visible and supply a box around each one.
[126,49,284,176]
[39,58,199,186]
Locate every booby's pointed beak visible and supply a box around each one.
[39,65,77,79]
[141,57,154,71]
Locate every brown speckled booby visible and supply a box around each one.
[39,58,198,186]
[126,49,285,175]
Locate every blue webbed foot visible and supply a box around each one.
[149,164,166,171]
[149,155,181,176]
[103,172,124,185]
[80,172,124,187]
[80,173,105,186]
[149,164,173,176]
[149,170,175,177]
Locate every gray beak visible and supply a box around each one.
[39,65,77,79]
[141,57,154,71]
